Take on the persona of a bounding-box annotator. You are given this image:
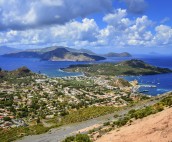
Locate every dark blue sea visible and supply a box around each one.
[0,55,172,96]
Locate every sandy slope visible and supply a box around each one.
[96,107,172,142]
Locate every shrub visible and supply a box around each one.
[160,96,172,107]
[114,114,119,118]
[63,136,75,142]
[103,122,110,126]
[3,117,11,121]
[113,117,129,127]
[63,134,92,142]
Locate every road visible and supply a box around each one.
[16,94,168,142]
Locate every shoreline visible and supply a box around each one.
[39,69,172,96]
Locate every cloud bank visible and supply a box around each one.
[0,0,172,50]
[1,8,172,49]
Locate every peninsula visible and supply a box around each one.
[63,59,172,76]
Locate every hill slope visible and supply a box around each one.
[96,107,172,142]
[0,66,32,79]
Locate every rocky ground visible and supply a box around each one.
[96,107,172,142]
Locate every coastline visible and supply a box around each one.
[44,68,172,96]
[122,73,172,96]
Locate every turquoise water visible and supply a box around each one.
[0,55,172,95]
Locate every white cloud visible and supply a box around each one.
[103,9,132,31]
[0,0,112,30]
[103,9,127,25]
[153,25,172,46]
[0,18,99,47]
[51,18,99,42]
[0,8,172,50]
[97,14,154,47]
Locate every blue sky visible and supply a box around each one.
[0,0,172,54]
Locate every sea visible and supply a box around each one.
[0,55,172,96]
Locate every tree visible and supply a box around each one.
[3,117,11,121]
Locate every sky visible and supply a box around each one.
[0,0,172,54]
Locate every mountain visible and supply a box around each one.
[27,46,96,55]
[4,47,105,61]
[0,46,21,55]
[40,48,105,61]
[103,52,132,57]
[77,49,96,55]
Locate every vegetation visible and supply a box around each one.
[50,106,118,124]
[113,102,166,128]
[63,59,172,76]
[0,66,34,82]
[160,96,172,106]
[0,106,118,142]
[114,94,172,128]
[63,134,92,142]
[0,124,51,142]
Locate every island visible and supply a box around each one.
[3,46,105,61]
[103,52,132,57]
[63,59,172,76]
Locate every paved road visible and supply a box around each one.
[16,94,167,142]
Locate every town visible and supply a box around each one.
[0,68,146,130]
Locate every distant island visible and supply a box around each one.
[63,59,172,76]
[2,46,132,61]
[3,47,105,61]
[103,52,132,57]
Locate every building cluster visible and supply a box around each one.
[0,74,140,129]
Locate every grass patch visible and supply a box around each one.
[0,124,51,142]
[50,106,118,124]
